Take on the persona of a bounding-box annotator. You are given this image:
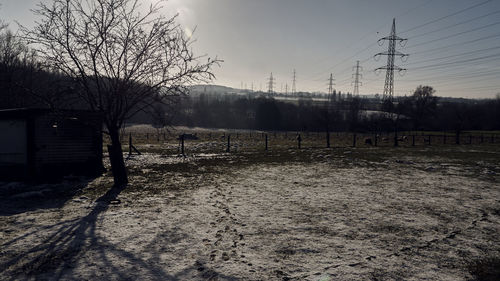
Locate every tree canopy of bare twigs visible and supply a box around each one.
[22,0,220,185]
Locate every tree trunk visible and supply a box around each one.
[108,127,128,187]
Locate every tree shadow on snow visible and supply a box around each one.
[0,177,94,216]
[0,183,237,280]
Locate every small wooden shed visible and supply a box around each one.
[0,108,104,181]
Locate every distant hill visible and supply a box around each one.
[188,84,242,95]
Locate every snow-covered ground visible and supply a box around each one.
[1,146,499,280]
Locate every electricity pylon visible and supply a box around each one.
[292,69,297,95]
[352,60,362,96]
[267,72,275,94]
[327,73,335,102]
[375,18,408,102]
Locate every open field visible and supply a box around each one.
[117,125,500,155]
[1,133,500,280]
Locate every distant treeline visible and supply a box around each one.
[2,59,499,134]
[164,90,500,133]
[1,28,499,134]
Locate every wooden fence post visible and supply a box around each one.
[129,133,132,156]
[297,133,302,149]
[412,135,415,146]
[226,135,231,152]
[181,134,185,155]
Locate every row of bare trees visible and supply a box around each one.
[168,86,499,135]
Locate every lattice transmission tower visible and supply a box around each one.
[352,61,362,96]
[291,69,297,95]
[375,18,408,102]
[267,72,275,94]
[327,73,335,102]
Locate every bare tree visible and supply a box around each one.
[409,85,438,130]
[22,0,220,186]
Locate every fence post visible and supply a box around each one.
[265,134,268,151]
[181,134,185,155]
[374,134,378,146]
[129,133,132,156]
[412,135,415,146]
[227,134,231,152]
[297,133,302,149]
[352,133,356,147]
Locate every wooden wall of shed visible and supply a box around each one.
[33,112,103,177]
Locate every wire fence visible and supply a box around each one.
[114,129,500,156]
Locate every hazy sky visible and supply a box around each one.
[1,0,499,98]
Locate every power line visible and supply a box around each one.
[407,20,500,49]
[399,0,494,34]
[402,46,500,66]
[401,67,500,82]
[408,9,500,40]
[412,32,500,56]
[411,53,500,71]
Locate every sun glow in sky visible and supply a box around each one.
[1,0,499,98]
